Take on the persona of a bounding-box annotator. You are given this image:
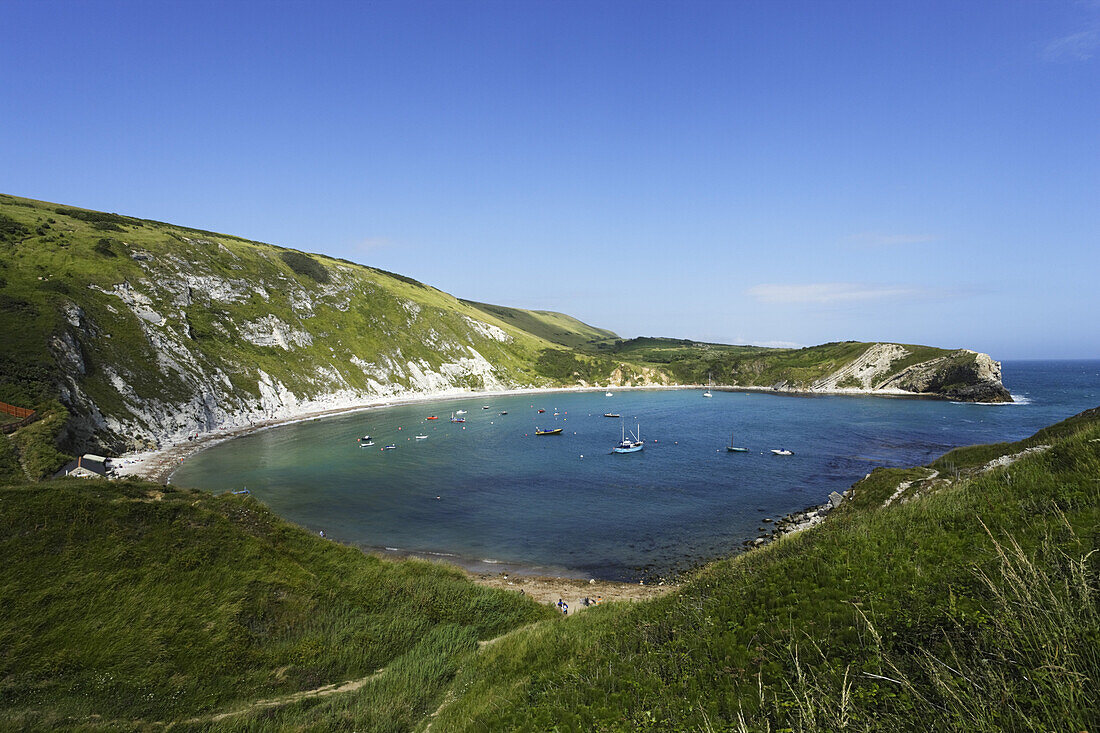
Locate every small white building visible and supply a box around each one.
[63,454,108,479]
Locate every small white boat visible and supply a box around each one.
[360,440,374,447]
[703,390,712,398]
[703,372,713,397]
[770,449,794,456]
[605,391,613,397]
[455,410,468,415]
[415,434,428,440]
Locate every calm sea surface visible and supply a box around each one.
[172,360,1099,581]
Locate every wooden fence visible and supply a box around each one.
[0,402,38,434]
[0,401,34,419]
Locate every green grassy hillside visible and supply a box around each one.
[461,299,618,348]
[0,479,554,730]
[585,337,954,387]
[0,194,579,455]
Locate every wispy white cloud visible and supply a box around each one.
[848,232,938,247]
[749,340,803,349]
[353,236,392,253]
[746,283,925,305]
[1042,27,1100,60]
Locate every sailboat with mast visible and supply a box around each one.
[612,422,644,453]
[726,430,748,452]
[703,371,713,398]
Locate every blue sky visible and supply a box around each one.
[3,1,1098,358]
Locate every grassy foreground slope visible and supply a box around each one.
[432,409,1099,731]
[0,479,554,730]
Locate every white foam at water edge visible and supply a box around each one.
[481,558,502,564]
[954,394,1032,406]
[385,547,400,551]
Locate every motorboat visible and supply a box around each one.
[381,444,396,451]
[415,434,428,440]
[770,449,794,456]
[534,427,563,435]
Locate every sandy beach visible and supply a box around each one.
[470,571,674,613]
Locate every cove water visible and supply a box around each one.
[172,360,1099,581]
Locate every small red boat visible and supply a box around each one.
[426,416,439,420]
[537,409,545,413]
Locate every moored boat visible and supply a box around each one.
[426,416,439,420]
[604,413,620,418]
[770,449,794,456]
[726,430,747,452]
[381,444,396,451]
[612,423,644,453]
[534,427,563,436]
[450,412,466,423]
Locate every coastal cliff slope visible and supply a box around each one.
[0,193,1008,472]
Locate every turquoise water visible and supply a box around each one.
[172,360,1099,581]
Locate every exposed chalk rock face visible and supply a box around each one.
[810,343,910,391]
[879,350,1012,403]
[463,316,511,343]
[239,315,314,349]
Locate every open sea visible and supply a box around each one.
[172,360,1099,581]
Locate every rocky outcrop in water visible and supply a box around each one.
[878,350,1012,403]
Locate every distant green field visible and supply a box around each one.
[461,299,618,348]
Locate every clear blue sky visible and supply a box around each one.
[3,1,1097,358]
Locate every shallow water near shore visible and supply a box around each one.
[172,360,1098,581]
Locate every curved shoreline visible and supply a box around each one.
[114,382,1001,484]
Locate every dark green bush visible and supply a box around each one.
[279,250,330,283]
[93,238,118,257]
[0,213,29,242]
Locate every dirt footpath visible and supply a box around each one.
[471,572,675,614]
